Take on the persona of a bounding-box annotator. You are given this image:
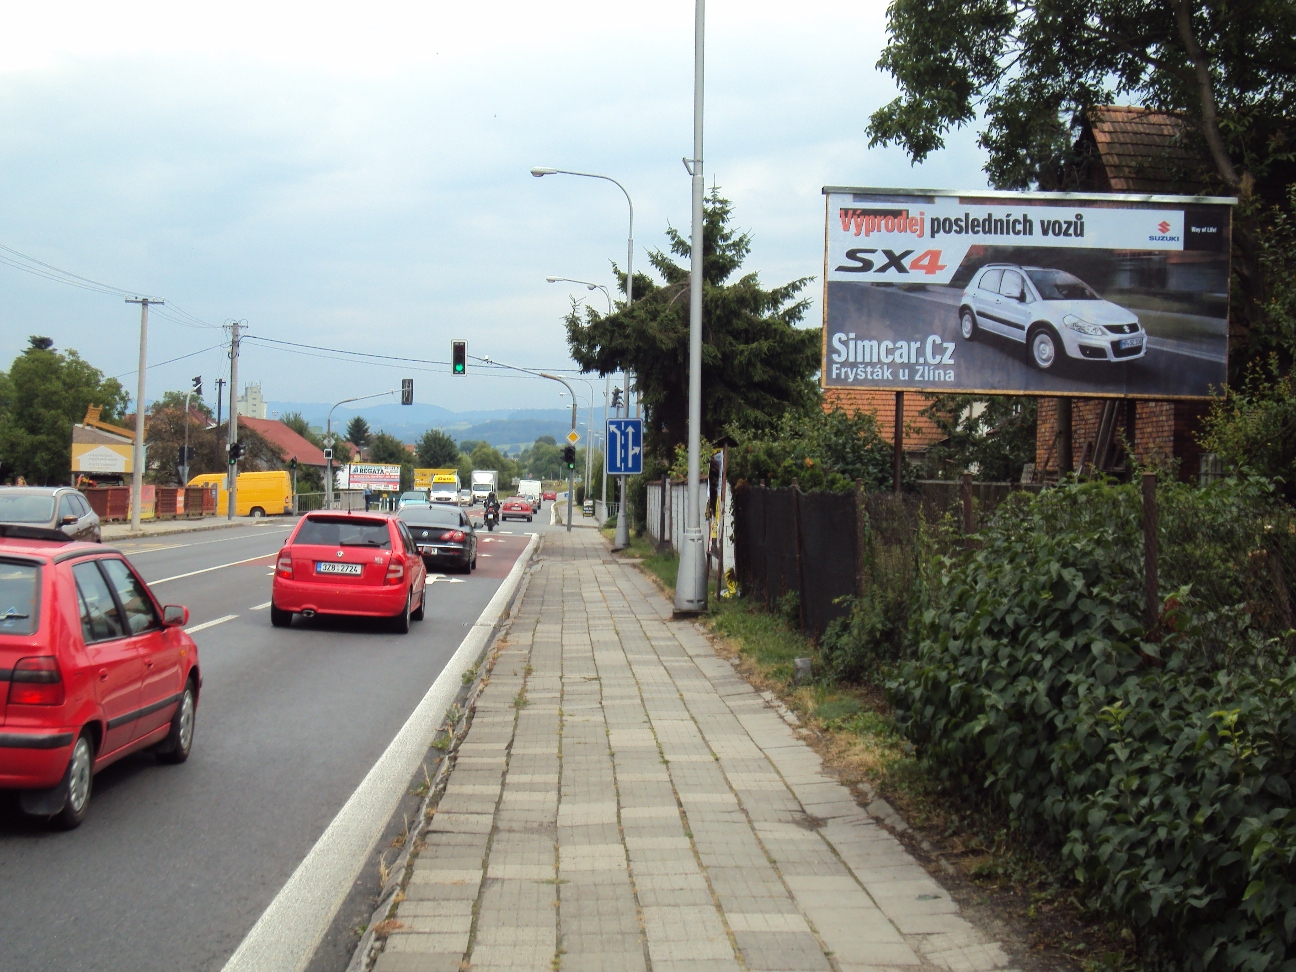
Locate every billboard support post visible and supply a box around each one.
[893,391,904,493]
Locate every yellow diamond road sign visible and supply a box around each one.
[566,430,580,445]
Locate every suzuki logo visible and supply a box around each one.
[1157,220,1171,234]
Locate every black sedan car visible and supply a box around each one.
[0,486,101,542]
[398,505,477,574]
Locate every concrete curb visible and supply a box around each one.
[102,516,284,541]
[220,531,542,972]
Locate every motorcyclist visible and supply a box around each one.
[483,491,500,530]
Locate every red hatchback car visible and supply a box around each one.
[500,496,533,523]
[0,526,200,829]
[270,512,428,632]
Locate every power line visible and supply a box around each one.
[112,342,225,379]
[243,334,577,378]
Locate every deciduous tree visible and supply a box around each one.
[416,428,460,468]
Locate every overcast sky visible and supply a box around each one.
[0,0,988,415]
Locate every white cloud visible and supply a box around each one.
[0,0,988,416]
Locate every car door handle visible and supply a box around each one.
[98,668,109,681]
[144,658,155,669]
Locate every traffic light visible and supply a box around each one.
[610,387,623,410]
[401,378,414,405]
[228,441,243,463]
[451,340,466,376]
[288,457,298,471]
[323,448,333,462]
[192,375,202,397]
[561,445,576,470]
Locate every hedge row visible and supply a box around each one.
[890,478,1296,971]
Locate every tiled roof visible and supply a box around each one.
[238,416,328,466]
[821,389,945,448]
[1084,106,1204,193]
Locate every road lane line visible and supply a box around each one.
[117,527,294,553]
[220,531,540,972]
[151,554,275,586]
[249,602,272,611]
[185,614,238,634]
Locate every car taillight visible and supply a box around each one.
[444,530,465,542]
[277,551,294,578]
[386,555,405,583]
[9,656,65,706]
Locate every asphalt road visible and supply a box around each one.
[0,510,541,972]
[825,283,1228,397]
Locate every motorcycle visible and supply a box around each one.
[483,507,498,532]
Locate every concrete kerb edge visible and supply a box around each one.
[345,534,543,972]
[101,517,271,541]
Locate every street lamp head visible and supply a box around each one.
[530,167,557,177]
[546,276,560,283]
[586,284,597,291]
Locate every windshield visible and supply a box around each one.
[399,492,426,502]
[399,508,463,528]
[295,517,392,547]
[0,560,39,635]
[0,492,56,524]
[1025,269,1100,300]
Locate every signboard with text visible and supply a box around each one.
[336,463,401,491]
[822,187,1233,399]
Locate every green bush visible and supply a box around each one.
[890,477,1296,971]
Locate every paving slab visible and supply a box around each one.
[365,529,1019,972]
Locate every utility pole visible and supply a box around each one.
[214,376,226,474]
[182,375,202,486]
[125,296,163,533]
[675,0,708,612]
[226,321,244,520]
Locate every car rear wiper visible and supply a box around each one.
[340,539,389,547]
[0,608,31,620]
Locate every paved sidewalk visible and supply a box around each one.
[374,529,1017,972]
[101,514,277,541]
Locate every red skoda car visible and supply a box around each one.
[500,496,533,522]
[270,512,428,632]
[0,526,200,829]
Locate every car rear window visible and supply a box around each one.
[0,560,39,635]
[295,517,392,547]
[0,492,55,524]
[399,508,463,528]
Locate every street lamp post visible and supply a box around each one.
[325,391,394,509]
[547,277,616,517]
[675,0,709,612]
[532,168,634,550]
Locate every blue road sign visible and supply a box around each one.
[605,418,644,476]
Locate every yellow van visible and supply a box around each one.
[187,470,293,517]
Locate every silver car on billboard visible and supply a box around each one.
[958,264,1146,370]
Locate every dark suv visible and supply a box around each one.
[0,487,102,543]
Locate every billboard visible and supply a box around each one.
[822,188,1233,399]
[336,463,401,491]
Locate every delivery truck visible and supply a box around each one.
[470,470,498,505]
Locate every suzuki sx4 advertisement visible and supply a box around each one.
[822,188,1233,398]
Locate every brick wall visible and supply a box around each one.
[1035,398,1210,481]
[822,388,945,449]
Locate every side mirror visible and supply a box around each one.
[61,515,79,525]
[162,605,189,628]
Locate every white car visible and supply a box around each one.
[958,265,1146,370]
[430,485,458,504]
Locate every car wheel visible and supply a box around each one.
[51,733,95,830]
[411,586,426,621]
[270,604,293,627]
[960,308,978,341]
[1029,327,1060,370]
[157,680,197,764]
[527,516,533,522]
[391,592,412,634]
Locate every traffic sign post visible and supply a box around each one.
[605,418,643,475]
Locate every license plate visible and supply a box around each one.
[419,545,443,555]
[316,561,362,576]
[1119,337,1142,349]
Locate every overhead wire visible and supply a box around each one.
[112,343,226,379]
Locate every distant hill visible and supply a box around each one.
[267,402,573,448]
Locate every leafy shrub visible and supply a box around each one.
[727,406,897,491]
[890,477,1296,971]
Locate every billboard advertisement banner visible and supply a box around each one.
[336,463,401,491]
[822,188,1233,399]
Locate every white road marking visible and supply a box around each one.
[185,614,238,634]
[117,526,293,553]
[249,601,272,611]
[151,554,276,585]
[220,531,540,972]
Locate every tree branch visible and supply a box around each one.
[1173,0,1241,190]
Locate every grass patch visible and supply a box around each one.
[602,528,683,594]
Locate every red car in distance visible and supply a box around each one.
[542,491,556,502]
[500,496,533,523]
[270,512,428,632]
[0,526,200,829]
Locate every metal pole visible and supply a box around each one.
[567,397,576,532]
[227,322,242,520]
[675,0,708,613]
[326,390,395,511]
[893,391,904,493]
[214,377,225,472]
[602,374,610,513]
[182,389,191,486]
[125,297,162,532]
